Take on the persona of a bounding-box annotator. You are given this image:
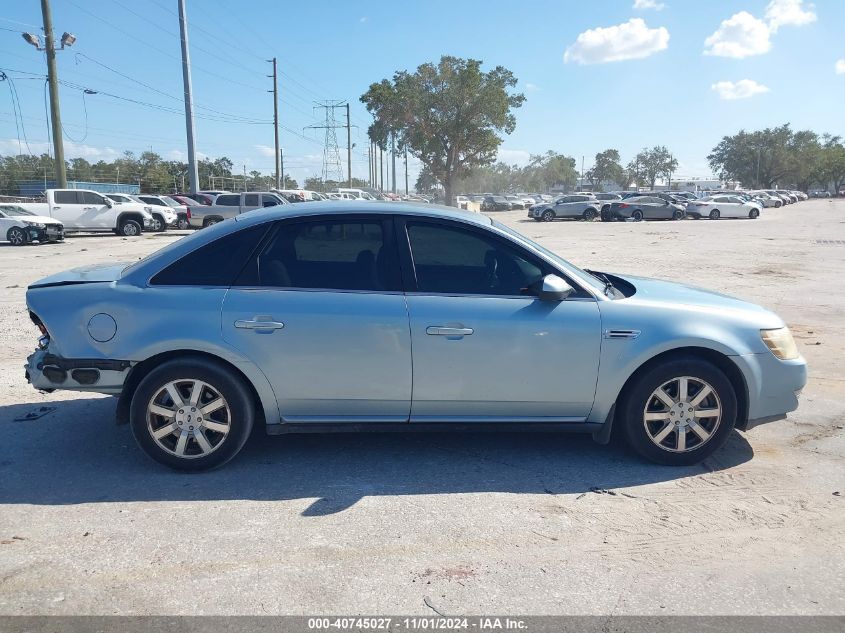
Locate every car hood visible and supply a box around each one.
[28,263,127,289]
[13,214,61,225]
[613,273,781,325]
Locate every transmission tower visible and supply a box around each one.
[306,101,347,184]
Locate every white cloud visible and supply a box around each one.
[836,59,845,74]
[711,79,771,100]
[765,0,816,33]
[0,138,120,161]
[564,18,669,65]
[254,144,276,158]
[524,83,539,91]
[704,11,771,58]
[497,149,531,166]
[633,0,665,10]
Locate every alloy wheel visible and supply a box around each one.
[146,379,231,459]
[642,375,722,453]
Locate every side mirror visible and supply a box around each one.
[104,197,113,208]
[531,274,573,301]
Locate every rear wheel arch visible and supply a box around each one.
[610,347,749,439]
[117,350,265,427]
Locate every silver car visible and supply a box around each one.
[529,194,601,222]
[24,202,807,470]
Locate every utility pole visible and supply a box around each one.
[177,0,199,193]
[23,0,73,187]
[269,58,280,189]
[345,103,352,187]
[280,147,285,188]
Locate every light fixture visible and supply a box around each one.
[22,32,43,49]
[60,32,76,48]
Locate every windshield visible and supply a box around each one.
[162,196,182,207]
[1,207,35,216]
[492,221,607,295]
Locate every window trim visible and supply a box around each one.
[233,213,403,294]
[395,216,593,300]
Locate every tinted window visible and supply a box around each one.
[247,218,398,292]
[407,222,544,296]
[151,224,269,286]
[139,196,162,206]
[216,194,239,206]
[54,191,79,204]
[80,191,105,204]
[244,194,259,207]
[261,194,280,207]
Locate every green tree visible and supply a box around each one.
[586,149,624,191]
[635,146,678,190]
[708,125,794,188]
[361,56,525,206]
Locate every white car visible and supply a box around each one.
[106,194,177,232]
[0,204,64,245]
[748,191,783,208]
[686,195,761,220]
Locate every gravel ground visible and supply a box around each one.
[0,200,843,615]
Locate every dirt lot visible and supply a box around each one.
[0,200,843,615]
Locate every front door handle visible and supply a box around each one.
[234,318,284,331]
[426,326,474,336]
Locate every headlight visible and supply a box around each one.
[760,327,799,360]
[24,221,46,229]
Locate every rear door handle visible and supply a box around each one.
[426,326,473,336]
[234,318,284,331]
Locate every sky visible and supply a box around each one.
[1,0,844,189]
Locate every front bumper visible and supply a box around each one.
[734,352,807,430]
[27,225,64,242]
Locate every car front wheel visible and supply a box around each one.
[150,215,168,232]
[541,210,555,222]
[119,219,142,236]
[621,357,737,466]
[130,358,254,471]
[7,226,28,246]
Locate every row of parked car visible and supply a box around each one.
[461,189,809,223]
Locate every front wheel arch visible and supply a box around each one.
[608,347,749,442]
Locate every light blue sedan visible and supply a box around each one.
[24,202,807,470]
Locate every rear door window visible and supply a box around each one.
[54,191,80,204]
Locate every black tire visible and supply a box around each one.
[709,209,720,220]
[130,358,255,471]
[119,219,142,236]
[7,226,28,246]
[775,201,782,208]
[583,208,598,221]
[541,210,555,222]
[176,216,190,230]
[749,208,759,219]
[631,209,643,221]
[672,210,684,220]
[601,209,613,222]
[620,357,737,466]
[203,218,221,228]
[150,214,168,232]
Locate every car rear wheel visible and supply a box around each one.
[7,227,28,246]
[631,210,643,221]
[775,201,782,208]
[583,208,598,221]
[749,208,759,219]
[130,358,254,471]
[621,357,737,466]
[672,210,684,220]
[176,216,190,230]
[709,209,720,220]
[119,219,142,236]
[541,210,555,222]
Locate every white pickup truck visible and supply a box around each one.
[16,189,155,236]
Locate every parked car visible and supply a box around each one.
[592,193,623,214]
[604,196,686,221]
[671,192,699,202]
[24,201,807,471]
[775,190,798,204]
[273,189,324,203]
[176,192,214,206]
[505,195,526,210]
[106,193,176,232]
[16,189,154,236]
[137,195,185,231]
[685,195,761,220]
[187,191,289,228]
[529,194,601,222]
[747,191,782,208]
[0,204,64,245]
[480,196,512,211]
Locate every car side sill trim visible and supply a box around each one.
[266,421,601,435]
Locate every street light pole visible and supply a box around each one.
[37,0,67,188]
[177,0,199,194]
